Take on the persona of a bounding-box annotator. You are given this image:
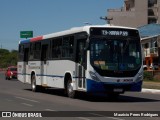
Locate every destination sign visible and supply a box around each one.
[90,27,139,37]
[102,30,128,36]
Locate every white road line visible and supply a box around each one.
[77,117,91,120]
[15,96,40,103]
[45,109,57,111]
[21,103,33,107]
[89,113,125,120]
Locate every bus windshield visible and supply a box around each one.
[90,37,142,77]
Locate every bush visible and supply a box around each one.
[0,49,18,68]
[143,71,154,81]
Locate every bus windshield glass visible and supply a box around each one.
[90,37,142,76]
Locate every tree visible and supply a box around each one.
[0,49,18,68]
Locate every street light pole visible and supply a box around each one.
[100,16,113,24]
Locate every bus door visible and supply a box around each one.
[76,39,87,89]
[41,44,48,86]
[24,48,29,83]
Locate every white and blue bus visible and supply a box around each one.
[18,25,143,98]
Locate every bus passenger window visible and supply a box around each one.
[18,45,24,61]
[41,45,48,61]
[62,36,74,58]
[34,42,41,60]
[52,38,62,59]
[29,43,34,60]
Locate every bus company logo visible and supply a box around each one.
[2,112,11,117]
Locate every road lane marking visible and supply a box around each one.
[89,113,125,120]
[21,103,33,107]
[15,96,40,103]
[77,117,91,120]
[45,109,57,111]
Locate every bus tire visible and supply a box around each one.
[67,79,76,98]
[31,75,38,92]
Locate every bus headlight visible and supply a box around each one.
[136,72,143,82]
[89,71,100,82]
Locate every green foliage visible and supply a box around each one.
[143,71,159,82]
[143,71,153,81]
[0,49,18,68]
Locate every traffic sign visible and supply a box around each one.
[20,31,33,38]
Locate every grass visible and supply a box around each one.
[143,81,160,89]
[142,71,160,89]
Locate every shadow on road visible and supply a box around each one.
[24,88,160,103]
[5,79,18,81]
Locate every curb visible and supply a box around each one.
[142,88,160,94]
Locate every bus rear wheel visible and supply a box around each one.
[67,80,76,98]
[31,75,38,92]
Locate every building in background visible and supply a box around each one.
[107,0,160,28]
[138,24,160,70]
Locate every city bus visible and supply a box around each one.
[18,25,143,98]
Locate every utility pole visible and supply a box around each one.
[100,16,113,24]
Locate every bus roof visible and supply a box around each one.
[19,24,138,44]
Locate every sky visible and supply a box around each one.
[0,0,123,50]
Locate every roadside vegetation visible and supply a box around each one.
[143,71,160,89]
[143,71,160,82]
[0,49,18,68]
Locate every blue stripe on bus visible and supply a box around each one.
[18,73,64,78]
[17,73,30,75]
[36,74,64,78]
[18,73,86,79]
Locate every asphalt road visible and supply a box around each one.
[0,72,160,120]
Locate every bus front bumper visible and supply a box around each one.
[86,79,143,94]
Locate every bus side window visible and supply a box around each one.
[41,45,48,61]
[62,36,74,58]
[52,38,62,59]
[29,43,34,60]
[24,48,29,63]
[18,45,24,61]
[34,42,41,60]
[69,36,74,58]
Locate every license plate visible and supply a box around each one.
[114,88,123,92]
